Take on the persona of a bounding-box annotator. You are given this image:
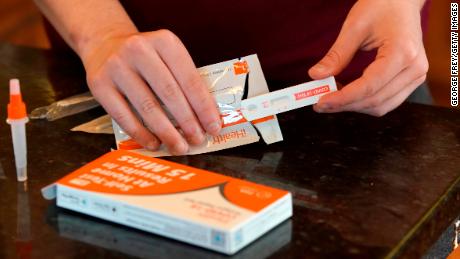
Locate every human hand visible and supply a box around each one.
[82,29,222,155]
[309,0,429,116]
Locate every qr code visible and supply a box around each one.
[211,229,226,248]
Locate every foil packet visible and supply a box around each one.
[113,54,283,157]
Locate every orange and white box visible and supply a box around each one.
[42,150,292,254]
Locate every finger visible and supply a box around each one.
[124,35,207,147]
[316,42,419,111]
[360,75,426,117]
[138,53,206,146]
[110,60,191,155]
[308,19,367,79]
[149,30,222,135]
[339,52,429,113]
[88,75,159,150]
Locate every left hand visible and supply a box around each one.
[309,0,429,116]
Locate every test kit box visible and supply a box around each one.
[42,150,292,254]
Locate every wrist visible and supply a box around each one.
[76,25,138,63]
[417,0,427,9]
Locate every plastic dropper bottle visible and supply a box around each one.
[6,79,29,181]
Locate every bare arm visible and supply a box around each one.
[34,0,222,154]
[34,0,136,60]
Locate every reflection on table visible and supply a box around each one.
[47,206,292,259]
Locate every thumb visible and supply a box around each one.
[309,26,365,80]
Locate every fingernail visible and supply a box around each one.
[206,121,221,135]
[146,141,157,151]
[173,140,189,155]
[316,103,332,113]
[188,131,205,145]
[314,64,326,73]
[321,103,332,110]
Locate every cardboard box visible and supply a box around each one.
[42,150,292,254]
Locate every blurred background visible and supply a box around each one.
[0,0,454,108]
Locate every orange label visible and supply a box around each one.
[294,85,330,100]
[57,150,288,212]
[251,115,275,124]
[233,60,249,75]
[118,139,143,150]
[221,109,275,128]
[448,246,460,259]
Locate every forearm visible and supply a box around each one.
[34,0,137,59]
[356,0,427,10]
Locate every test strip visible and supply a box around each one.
[240,76,337,121]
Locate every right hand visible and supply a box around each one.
[81,29,222,155]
